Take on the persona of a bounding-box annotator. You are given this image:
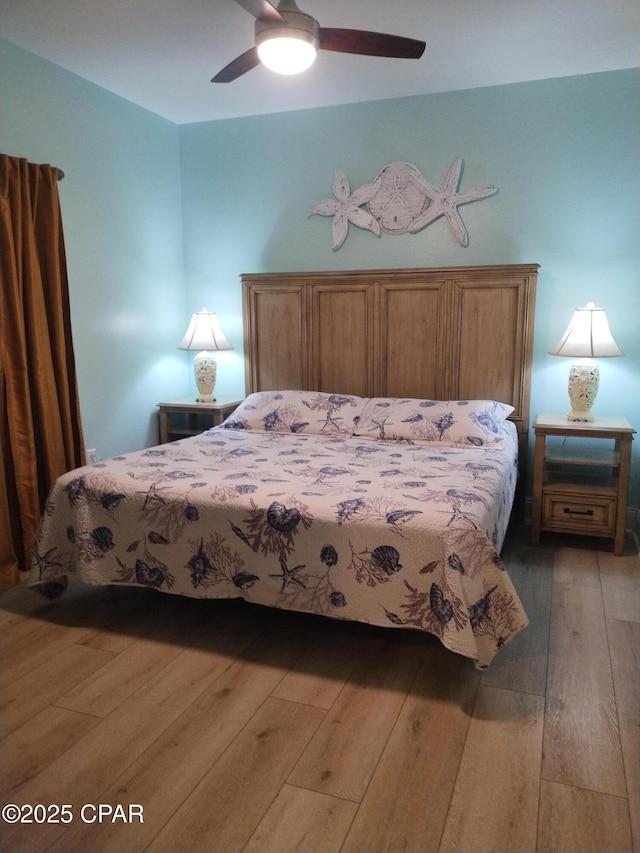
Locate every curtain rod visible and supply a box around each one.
[56,168,65,180]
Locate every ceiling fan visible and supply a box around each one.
[212,0,426,82]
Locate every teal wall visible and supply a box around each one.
[180,70,640,504]
[2,38,638,505]
[0,39,188,459]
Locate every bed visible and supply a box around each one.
[29,264,538,668]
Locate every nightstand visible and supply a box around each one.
[531,414,635,555]
[157,397,242,443]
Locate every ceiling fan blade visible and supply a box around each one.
[319,28,425,59]
[212,47,261,83]
[232,0,284,23]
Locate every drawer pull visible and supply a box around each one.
[563,507,594,516]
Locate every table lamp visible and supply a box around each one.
[178,308,233,402]
[549,302,623,422]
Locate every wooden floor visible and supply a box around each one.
[1,524,638,853]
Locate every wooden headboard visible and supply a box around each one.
[242,263,538,457]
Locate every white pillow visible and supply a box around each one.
[353,398,514,446]
[222,390,366,436]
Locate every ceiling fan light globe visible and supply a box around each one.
[257,32,317,74]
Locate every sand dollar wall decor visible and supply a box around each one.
[308,158,497,250]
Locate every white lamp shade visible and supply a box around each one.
[549,302,623,358]
[177,308,233,352]
[550,302,623,422]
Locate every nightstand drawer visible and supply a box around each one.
[541,490,616,535]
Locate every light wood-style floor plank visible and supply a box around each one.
[1,642,115,736]
[288,638,425,802]
[146,697,326,853]
[0,602,60,649]
[272,621,365,709]
[599,550,640,624]
[607,617,640,853]
[439,684,544,853]
[1,601,110,684]
[244,784,358,853]
[619,713,640,853]
[46,629,303,853]
[1,705,99,796]
[53,596,216,717]
[1,583,169,682]
[342,645,479,853]
[543,582,626,796]
[1,617,261,853]
[76,585,168,653]
[553,545,601,588]
[538,779,632,852]
[606,616,640,728]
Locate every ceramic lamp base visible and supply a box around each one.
[193,350,218,402]
[567,362,599,422]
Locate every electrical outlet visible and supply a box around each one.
[86,448,98,464]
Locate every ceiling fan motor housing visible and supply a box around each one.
[255,5,320,53]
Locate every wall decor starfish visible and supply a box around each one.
[307,169,381,250]
[406,158,497,247]
[308,158,497,249]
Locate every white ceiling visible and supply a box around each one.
[2,0,639,125]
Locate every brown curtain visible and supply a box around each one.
[0,154,85,591]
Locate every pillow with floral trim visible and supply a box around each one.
[353,397,515,446]
[221,390,366,436]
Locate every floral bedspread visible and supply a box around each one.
[30,393,528,668]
